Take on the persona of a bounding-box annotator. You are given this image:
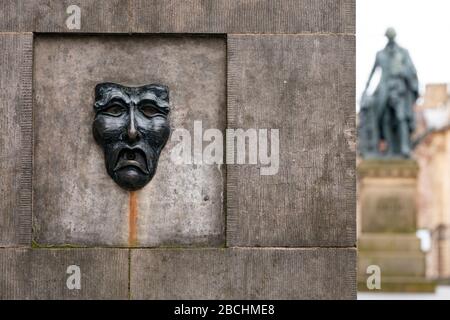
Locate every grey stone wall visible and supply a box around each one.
[0,0,356,299]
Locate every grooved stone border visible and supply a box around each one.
[0,33,33,246]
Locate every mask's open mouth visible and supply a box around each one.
[114,148,149,174]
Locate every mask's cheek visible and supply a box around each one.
[140,118,171,147]
[141,132,169,155]
[104,143,123,168]
[93,115,127,144]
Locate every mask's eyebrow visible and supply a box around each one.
[136,93,170,114]
[94,90,131,111]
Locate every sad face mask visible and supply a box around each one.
[93,83,171,191]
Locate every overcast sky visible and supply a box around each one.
[357,0,450,108]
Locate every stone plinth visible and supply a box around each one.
[357,159,436,292]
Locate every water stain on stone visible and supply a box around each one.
[128,191,138,247]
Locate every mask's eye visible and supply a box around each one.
[140,104,162,118]
[103,104,125,116]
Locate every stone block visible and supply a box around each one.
[0,248,129,299]
[0,33,33,246]
[0,0,130,32]
[226,35,356,247]
[130,248,356,299]
[131,0,355,34]
[33,35,226,247]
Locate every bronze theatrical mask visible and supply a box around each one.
[93,83,171,190]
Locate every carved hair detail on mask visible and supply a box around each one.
[92,82,171,191]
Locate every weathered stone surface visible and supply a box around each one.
[358,160,418,233]
[33,35,226,246]
[0,33,33,246]
[131,0,355,34]
[130,248,356,299]
[227,35,356,247]
[0,0,130,32]
[0,248,128,299]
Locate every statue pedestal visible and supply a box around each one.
[357,159,436,292]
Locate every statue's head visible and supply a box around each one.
[385,27,397,42]
[93,83,171,191]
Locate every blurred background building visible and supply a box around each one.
[415,83,450,281]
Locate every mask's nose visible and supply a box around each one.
[127,107,139,142]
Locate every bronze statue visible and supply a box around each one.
[359,28,419,158]
[93,83,171,190]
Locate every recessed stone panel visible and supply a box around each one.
[33,35,226,247]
